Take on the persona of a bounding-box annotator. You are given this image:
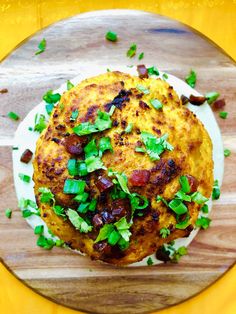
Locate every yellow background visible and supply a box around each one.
[0,1,235,313]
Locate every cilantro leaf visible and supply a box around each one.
[212,179,220,200]
[127,43,137,58]
[185,70,197,88]
[147,66,159,76]
[160,227,170,238]
[99,137,113,156]
[195,216,211,229]
[34,114,47,133]
[53,205,66,219]
[38,187,55,204]
[85,156,106,173]
[67,209,93,233]
[84,139,98,158]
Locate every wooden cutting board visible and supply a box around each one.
[0,10,235,314]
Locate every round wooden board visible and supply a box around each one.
[0,9,236,314]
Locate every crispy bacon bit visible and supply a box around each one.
[93,241,112,255]
[104,89,132,111]
[96,176,114,192]
[20,149,33,164]
[137,64,148,79]
[139,100,150,110]
[129,170,150,187]
[189,94,206,106]
[92,214,104,229]
[111,198,130,219]
[212,98,226,110]
[63,134,87,155]
[0,88,8,94]
[152,126,161,135]
[101,211,115,224]
[156,247,171,262]
[181,95,189,105]
[186,174,199,193]
[52,137,60,144]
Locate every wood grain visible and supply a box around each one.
[0,10,235,314]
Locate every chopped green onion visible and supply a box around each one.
[45,103,54,115]
[127,43,137,58]
[224,149,231,157]
[18,173,31,183]
[162,73,168,79]
[147,257,154,266]
[5,208,12,219]
[37,235,54,250]
[70,109,79,121]
[107,68,111,72]
[196,216,211,229]
[67,159,79,176]
[129,193,149,211]
[212,179,220,200]
[175,190,191,202]
[205,91,220,104]
[106,31,117,42]
[185,70,197,88]
[67,208,93,233]
[156,195,168,207]
[43,90,61,104]
[7,111,19,121]
[136,84,150,95]
[149,99,163,110]
[28,127,33,131]
[12,146,19,150]
[34,114,47,133]
[67,80,74,90]
[35,38,46,55]
[63,179,86,194]
[95,224,114,243]
[191,191,208,204]
[160,227,170,238]
[74,192,89,203]
[147,66,159,76]
[135,146,146,153]
[168,199,188,215]
[118,238,130,251]
[38,187,55,204]
[125,123,133,133]
[201,204,209,213]
[108,230,121,245]
[138,52,144,60]
[219,111,228,119]
[77,161,88,176]
[175,212,190,230]
[34,225,44,235]
[179,175,190,193]
[108,105,116,116]
[22,209,34,218]
[77,202,90,213]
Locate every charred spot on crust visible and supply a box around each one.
[80,105,99,123]
[51,137,60,144]
[104,89,132,111]
[152,126,161,135]
[139,100,150,110]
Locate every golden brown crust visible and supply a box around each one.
[33,71,213,265]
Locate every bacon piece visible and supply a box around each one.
[181,95,189,105]
[96,176,114,192]
[212,98,226,110]
[92,214,104,229]
[63,134,87,155]
[186,174,199,193]
[93,241,112,255]
[0,88,8,94]
[20,149,33,163]
[111,198,130,219]
[137,65,148,79]
[189,95,206,106]
[129,170,150,186]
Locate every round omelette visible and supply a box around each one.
[33,71,213,265]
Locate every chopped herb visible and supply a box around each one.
[114,217,132,241]
[37,235,54,250]
[175,213,191,229]
[28,127,33,131]
[219,111,228,119]
[125,123,133,133]
[212,179,220,200]
[18,173,31,183]
[85,156,105,173]
[205,91,220,104]
[34,225,44,235]
[108,230,121,245]
[149,99,163,110]
[147,257,154,266]
[168,199,188,215]
[185,70,197,88]
[196,216,211,229]
[156,195,168,207]
[135,146,146,153]
[12,146,19,150]
[73,122,97,135]
[141,132,173,161]
[162,73,168,79]
[179,176,190,193]
[53,205,66,218]
[175,190,191,202]
[160,227,170,238]
[5,208,12,219]
[99,137,113,156]
[95,110,112,131]
[171,246,188,263]
[108,105,116,116]
[224,149,231,157]
[7,111,19,121]
[106,31,117,42]
[118,238,130,251]
[127,43,137,58]
[84,139,98,158]
[201,204,209,213]
[43,90,61,104]
[67,208,93,233]
[67,80,74,90]
[22,209,34,218]
[55,239,64,247]
[129,193,149,211]
[136,84,150,95]
[77,202,90,214]
[191,191,208,204]
[147,66,159,76]
[74,192,89,203]
[108,170,130,194]
[35,38,46,55]
[70,109,79,121]
[34,114,47,133]
[107,68,111,72]
[77,161,88,176]
[94,224,114,243]
[38,187,55,204]
[138,52,144,60]
[63,179,86,194]
[67,159,79,176]
[45,103,54,115]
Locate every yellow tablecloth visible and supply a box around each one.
[0,1,235,313]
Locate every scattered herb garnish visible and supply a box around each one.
[136,84,150,95]
[7,111,19,121]
[160,227,170,238]
[67,208,93,233]
[149,99,163,110]
[171,246,188,263]
[34,225,44,235]
[219,111,228,119]
[98,137,113,156]
[127,43,137,58]
[18,173,31,183]
[38,187,55,204]
[5,208,12,219]
[43,90,61,104]
[12,146,19,150]
[53,205,66,219]
[201,204,209,214]
[70,109,79,121]
[34,114,47,133]
[63,179,86,195]
[138,52,144,60]
[224,149,231,157]
[162,73,168,79]
[45,103,54,116]
[185,70,197,88]
[19,198,40,217]
[147,66,159,76]
[147,257,154,266]
[212,179,220,200]
[125,123,133,133]
[205,91,220,104]
[35,38,46,55]
[85,156,106,173]
[196,216,211,229]
[37,235,54,250]
[106,31,118,42]
[67,80,74,90]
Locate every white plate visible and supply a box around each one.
[12,65,224,266]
